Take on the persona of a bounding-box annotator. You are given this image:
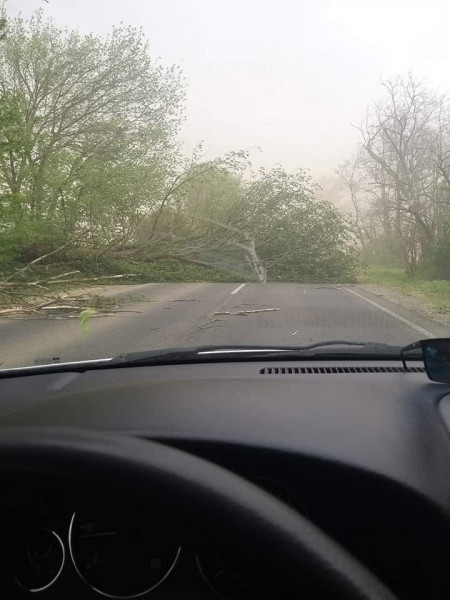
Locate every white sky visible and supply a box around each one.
[6,0,450,180]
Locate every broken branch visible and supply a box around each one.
[214,308,280,316]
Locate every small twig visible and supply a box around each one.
[214,308,280,316]
[202,318,226,325]
[47,270,81,280]
[39,274,138,285]
[40,305,84,310]
[30,283,51,292]
[0,296,70,314]
[66,313,114,319]
[0,307,28,315]
[34,294,69,309]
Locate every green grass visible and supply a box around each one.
[359,267,410,285]
[360,267,450,314]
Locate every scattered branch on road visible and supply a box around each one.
[0,220,140,317]
[214,308,280,316]
[0,275,139,318]
[202,318,226,325]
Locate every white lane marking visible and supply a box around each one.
[230,283,246,295]
[343,287,435,338]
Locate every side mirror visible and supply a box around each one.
[401,338,450,383]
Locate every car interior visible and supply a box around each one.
[2,0,450,598]
[1,354,450,600]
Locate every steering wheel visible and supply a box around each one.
[0,428,397,600]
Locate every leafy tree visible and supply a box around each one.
[0,10,185,252]
[242,167,359,281]
[130,164,360,282]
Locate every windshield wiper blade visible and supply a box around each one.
[0,342,411,378]
[269,340,396,352]
[111,341,404,366]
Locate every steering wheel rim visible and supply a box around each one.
[0,428,397,600]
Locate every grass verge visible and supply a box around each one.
[359,267,450,314]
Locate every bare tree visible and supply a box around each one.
[336,153,366,249]
[348,74,450,273]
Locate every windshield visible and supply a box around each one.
[0,0,449,369]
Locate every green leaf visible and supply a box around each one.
[80,308,98,336]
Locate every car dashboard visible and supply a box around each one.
[1,359,450,599]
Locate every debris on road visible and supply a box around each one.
[170,298,203,302]
[0,292,142,319]
[313,286,342,290]
[202,318,226,325]
[214,308,280,316]
[0,236,140,318]
[292,330,299,336]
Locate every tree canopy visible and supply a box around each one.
[0,10,359,284]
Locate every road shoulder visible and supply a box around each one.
[356,283,450,330]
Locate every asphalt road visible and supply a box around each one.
[1,282,450,369]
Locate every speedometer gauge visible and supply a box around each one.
[69,512,180,598]
[13,529,65,593]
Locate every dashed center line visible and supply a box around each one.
[230,283,246,295]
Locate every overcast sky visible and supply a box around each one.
[6,0,450,180]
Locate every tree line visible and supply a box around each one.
[0,10,359,284]
[338,74,450,279]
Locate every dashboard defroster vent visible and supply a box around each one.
[259,366,425,375]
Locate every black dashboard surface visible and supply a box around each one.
[1,360,450,599]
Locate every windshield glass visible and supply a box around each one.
[1,0,449,369]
